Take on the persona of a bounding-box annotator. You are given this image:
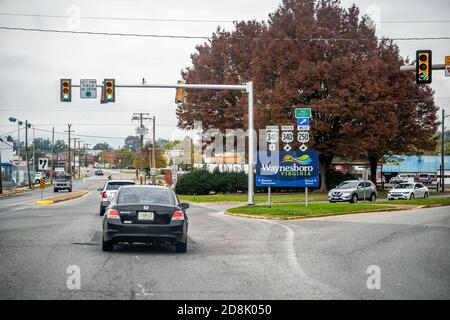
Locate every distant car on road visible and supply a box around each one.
[388,183,429,200]
[328,180,377,203]
[98,180,135,215]
[101,185,189,252]
[34,172,45,183]
[95,169,104,176]
[54,175,72,193]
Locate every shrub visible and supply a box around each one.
[175,169,248,195]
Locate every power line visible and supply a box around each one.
[0,12,236,24]
[34,127,129,140]
[0,25,449,41]
[0,12,449,24]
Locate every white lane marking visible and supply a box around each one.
[257,219,337,295]
[135,284,154,297]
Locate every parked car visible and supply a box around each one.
[98,180,135,215]
[388,183,429,200]
[328,180,377,203]
[416,173,436,185]
[101,185,189,252]
[95,169,104,176]
[34,172,45,183]
[390,175,408,185]
[54,175,72,192]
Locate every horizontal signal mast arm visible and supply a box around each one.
[400,63,446,72]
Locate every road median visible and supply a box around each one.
[225,202,420,220]
[35,190,89,205]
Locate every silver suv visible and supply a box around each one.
[328,180,377,203]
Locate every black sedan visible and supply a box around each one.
[101,185,189,253]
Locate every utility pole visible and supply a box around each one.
[32,125,35,174]
[152,116,156,184]
[77,140,83,178]
[441,110,449,192]
[84,143,90,168]
[132,113,150,184]
[73,137,78,179]
[0,139,3,194]
[65,124,73,177]
[17,123,20,166]
[25,121,31,188]
[51,127,55,184]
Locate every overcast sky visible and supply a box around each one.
[0,0,449,148]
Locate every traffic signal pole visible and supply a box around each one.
[400,63,445,72]
[66,81,255,205]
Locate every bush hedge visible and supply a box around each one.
[175,169,248,195]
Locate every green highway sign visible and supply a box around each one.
[295,107,312,118]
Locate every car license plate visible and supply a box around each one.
[138,212,154,221]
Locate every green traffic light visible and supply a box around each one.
[64,94,69,100]
[107,94,113,100]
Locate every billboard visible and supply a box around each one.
[256,151,320,187]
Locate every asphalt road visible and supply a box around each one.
[0,172,449,299]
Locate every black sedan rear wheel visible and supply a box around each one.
[175,240,187,253]
[102,237,114,252]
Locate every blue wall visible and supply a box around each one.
[381,156,450,173]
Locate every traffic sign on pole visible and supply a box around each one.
[295,108,312,118]
[297,118,310,126]
[38,158,48,170]
[266,126,279,144]
[80,79,97,99]
[297,131,310,143]
[446,56,450,77]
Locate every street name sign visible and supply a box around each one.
[256,151,320,187]
[80,79,97,99]
[295,108,312,119]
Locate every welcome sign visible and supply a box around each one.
[256,151,320,187]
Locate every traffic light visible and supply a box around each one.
[175,80,185,104]
[60,79,72,102]
[416,50,432,84]
[101,79,115,103]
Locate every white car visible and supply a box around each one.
[388,183,429,200]
[34,172,45,183]
[98,180,135,216]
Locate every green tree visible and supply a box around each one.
[93,142,112,151]
[124,136,141,151]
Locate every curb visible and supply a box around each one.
[35,200,54,205]
[224,205,418,221]
[35,190,88,205]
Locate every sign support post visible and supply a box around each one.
[305,187,308,208]
[268,187,272,208]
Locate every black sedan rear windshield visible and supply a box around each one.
[117,188,175,205]
[106,182,135,190]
